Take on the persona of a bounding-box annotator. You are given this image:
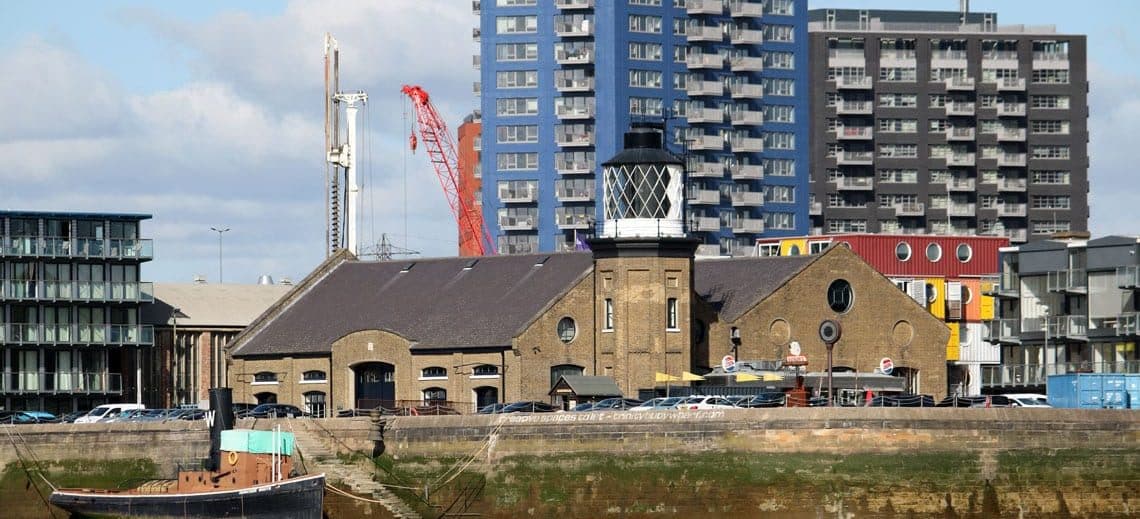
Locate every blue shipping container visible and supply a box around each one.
[1048,374,1135,409]
[1129,391,1140,410]
[1126,374,1140,392]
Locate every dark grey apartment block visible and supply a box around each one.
[808,8,1089,243]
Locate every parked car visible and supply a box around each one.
[968,395,1016,408]
[570,402,596,412]
[0,411,39,424]
[936,395,989,408]
[59,411,87,423]
[588,398,643,411]
[1002,393,1052,408]
[628,397,683,411]
[23,411,60,423]
[231,403,257,416]
[868,394,936,407]
[476,403,510,415]
[737,393,786,408]
[238,404,307,419]
[74,403,146,424]
[501,401,557,413]
[676,396,737,410]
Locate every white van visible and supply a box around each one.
[74,403,146,424]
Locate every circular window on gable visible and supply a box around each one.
[926,243,943,262]
[896,242,912,262]
[557,317,576,344]
[956,243,972,263]
[827,279,854,313]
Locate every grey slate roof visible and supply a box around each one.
[142,283,291,327]
[230,252,594,357]
[549,375,622,397]
[694,255,817,322]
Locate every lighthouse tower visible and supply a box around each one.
[589,125,700,396]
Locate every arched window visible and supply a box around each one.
[253,372,277,383]
[550,364,584,387]
[421,367,447,379]
[302,370,326,382]
[472,364,499,377]
[254,392,277,404]
[423,387,447,404]
[304,391,326,418]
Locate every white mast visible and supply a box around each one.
[331,92,367,255]
[324,33,367,256]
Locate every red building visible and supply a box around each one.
[456,112,482,256]
[754,234,1009,396]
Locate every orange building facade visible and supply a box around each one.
[456,112,482,256]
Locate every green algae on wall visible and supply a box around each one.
[2,459,160,519]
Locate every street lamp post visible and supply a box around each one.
[210,227,230,283]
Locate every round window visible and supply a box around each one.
[896,242,912,262]
[926,243,942,262]
[827,279,854,313]
[556,317,576,343]
[956,243,972,262]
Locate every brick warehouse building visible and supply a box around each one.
[226,128,948,415]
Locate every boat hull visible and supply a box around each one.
[49,473,325,519]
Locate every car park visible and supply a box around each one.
[0,411,39,425]
[570,402,596,412]
[677,396,737,410]
[22,411,60,423]
[237,404,307,419]
[501,401,557,413]
[1002,393,1051,408]
[628,397,683,411]
[59,411,87,423]
[587,398,643,411]
[74,403,146,424]
[476,403,510,414]
[737,393,786,408]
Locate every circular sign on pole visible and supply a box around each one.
[721,355,737,373]
[880,357,894,375]
[819,319,842,344]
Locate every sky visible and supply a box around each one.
[0,0,1136,284]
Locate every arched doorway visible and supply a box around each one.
[354,362,395,410]
[473,386,498,412]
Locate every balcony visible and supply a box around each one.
[687,106,725,124]
[686,53,724,69]
[1,280,155,303]
[472,0,480,14]
[947,178,976,191]
[731,218,764,233]
[1048,315,1089,339]
[996,203,1027,217]
[555,0,593,7]
[555,20,593,38]
[686,24,723,42]
[997,178,1027,192]
[499,242,539,255]
[687,134,724,151]
[944,77,975,90]
[946,127,975,141]
[730,56,764,72]
[499,215,537,231]
[555,103,595,120]
[555,212,593,230]
[997,103,1027,117]
[556,159,594,175]
[555,47,594,65]
[997,77,1026,91]
[946,152,976,167]
[472,55,480,70]
[472,81,481,96]
[836,126,873,140]
[729,164,763,180]
[728,0,763,17]
[729,28,762,45]
[730,191,764,207]
[986,318,1021,344]
[1117,265,1140,289]
[836,176,874,190]
[556,77,594,92]
[997,128,1027,141]
[945,102,975,116]
[1119,312,1140,335]
[689,216,720,232]
[1047,268,1087,294]
[688,80,723,97]
[982,273,1020,298]
[498,187,537,203]
[686,0,723,15]
[835,100,873,115]
[0,371,123,395]
[687,159,724,178]
[730,109,763,126]
[3,237,155,260]
[835,76,872,89]
[696,244,721,256]
[729,136,763,152]
[997,153,1027,167]
[809,201,823,215]
[555,130,594,147]
[555,186,594,203]
[947,202,976,217]
[835,150,873,165]
[472,28,480,43]
[729,82,763,99]
[473,137,481,152]
[894,202,925,216]
[687,188,721,205]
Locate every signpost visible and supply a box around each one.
[785,341,808,367]
[819,320,842,407]
[721,354,737,373]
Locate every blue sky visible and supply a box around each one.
[0,0,1134,284]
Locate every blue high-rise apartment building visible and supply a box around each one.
[476,0,808,255]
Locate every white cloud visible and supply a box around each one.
[1087,61,1140,236]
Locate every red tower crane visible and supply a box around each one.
[401,85,495,256]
